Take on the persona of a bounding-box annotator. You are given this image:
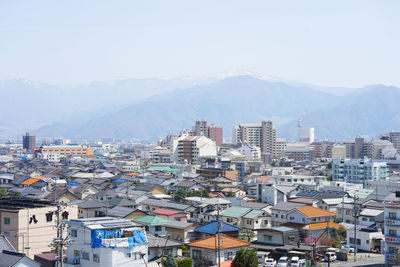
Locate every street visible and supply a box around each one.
[319,254,385,267]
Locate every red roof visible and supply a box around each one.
[151,209,182,216]
[257,176,273,182]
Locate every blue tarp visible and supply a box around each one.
[194,221,241,234]
[112,179,126,183]
[91,229,147,248]
[67,182,80,186]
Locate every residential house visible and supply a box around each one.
[135,184,166,196]
[194,221,241,239]
[257,184,299,205]
[170,181,205,193]
[107,206,147,220]
[347,226,384,252]
[151,209,189,222]
[133,215,170,236]
[64,218,148,267]
[270,202,306,227]
[147,233,183,262]
[164,220,196,243]
[188,234,250,266]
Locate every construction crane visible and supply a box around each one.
[297,109,307,128]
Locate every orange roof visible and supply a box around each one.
[188,234,250,250]
[21,176,45,185]
[126,172,140,176]
[221,260,233,267]
[295,206,335,217]
[308,221,347,230]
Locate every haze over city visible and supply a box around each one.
[1,2,400,267]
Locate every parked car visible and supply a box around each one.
[265,258,277,267]
[324,251,337,262]
[298,259,306,267]
[341,244,355,253]
[290,256,299,267]
[277,256,289,267]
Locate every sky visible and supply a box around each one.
[0,0,399,88]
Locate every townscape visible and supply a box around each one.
[1,120,400,267]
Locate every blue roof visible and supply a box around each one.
[112,179,126,183]
[67,182,80,186]
[195,221,241,234]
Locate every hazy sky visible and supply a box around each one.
[0,0,399,87]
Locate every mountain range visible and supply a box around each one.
[1,73,399,141]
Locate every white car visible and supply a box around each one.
[290,256,299,267]
[277,256,289,267]
[324,251,337,262]
[265,258,277,267]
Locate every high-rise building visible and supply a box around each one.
[22,132,36,152]
[389,132,400,154]
[194,120,223,146]
[195,119,208,137]
[232,120,276,156]
[384,193,400,265]
[208,124,223,146]
[172,134,217,164]
[354,136,364,158]
[298,127,315,143]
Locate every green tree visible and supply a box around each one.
[232,248,258,267]
[239,229,256,242]
[226,192,235,197]
[0,188,7,196]
[165,252,177,267]
[10,191,21,197]
[174,188,187,202]
[326,162,332,169]
[176,258,192,267]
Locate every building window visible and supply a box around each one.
[193,250,201,259]
[3,232,10,236]
[71,229,77,237]
[389,212,397,219]
[346,210,350,215]
[46,212,53,222]
[93,254,100,263]
[289,217,294,220]
[288,236,295,242]
[389,247,397,254]
[264,220,268,225]
[389,229,397,237]
[4,217,10,225]
[155,226,162,232]
[224,251,233,260]
[82,252,90,260]
[73,250,80,256]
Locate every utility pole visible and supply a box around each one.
[217,204,221,267]
[352,193,359,262]
[52,202,71,267]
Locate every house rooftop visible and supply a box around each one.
[188,234,250,250]
[195,221,241,234]
[295,206,335,218]
[66,217,139,230]
[0,197,56,210]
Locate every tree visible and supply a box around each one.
[0,188,7,196]
[174,188,187,202]
[326,162,332,169]
[239,229,256,242]
[232,248,258,267]
[226,192,235,197]
[10,191,21,197]
[176,258,192,267]
[165,252,177,267]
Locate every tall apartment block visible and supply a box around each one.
[390,132,400,154]
[194,120,223,146]
[232,120,277,157]
[22,132,36,152]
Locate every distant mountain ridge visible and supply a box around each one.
[0,73,398,141]
[30,75,400,141]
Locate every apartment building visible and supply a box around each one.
[389,132,400,154]
[195,120,223,146]
[232,120,276,157]
[173,135,217,164]
[35,145,94,161]
[0,197,78,258]
[332,158,389,184]
[65,217,148,267]
[384,193,400,265]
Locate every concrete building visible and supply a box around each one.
[22,132,36,152]
[194,120,223,146]
[363,140,397,159]
[208,124,223,146]
[35,145,94,161]
[389,132,400,154]
[232,120,276,157]
[275,138,287,158]
[237,143,261,161]
[298,127,314,143]
[0,197,78,258]
[284,143,311,161]
[174,135,217,164]
[384,193,400,265]
[65,217,148,267]
[331,144,346,159]
[332,158,389,184]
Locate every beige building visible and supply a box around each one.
[0,198,78,258]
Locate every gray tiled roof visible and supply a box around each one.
[0,235,16,253]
